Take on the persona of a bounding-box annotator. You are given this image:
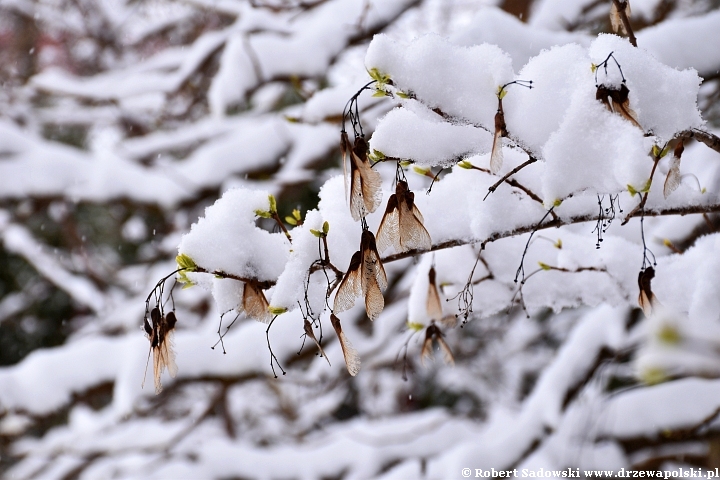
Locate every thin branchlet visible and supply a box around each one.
[514,207,556,284]
[266,315,286,378]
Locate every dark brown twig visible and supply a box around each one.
[611,0,637,47]
[484,156,539,200]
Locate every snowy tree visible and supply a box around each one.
[1,0,720,479]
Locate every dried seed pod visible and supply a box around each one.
[143,307,178,394]
[663,140,685,198]
[334,230,388,320]
[638,267,658,317]
[596,83,642,129]
[242,280,271,323]
[330,314,360,376]
[376,180,431,254]
[342,132,383,221]
[421,323,455,366]
[490,100,508,174]
[426,266,443,321]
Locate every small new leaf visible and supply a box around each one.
[538,262,552,271]
[407,321,425,332]
[268,194,277,214]
[457,160,474,169]
[268,306,287,315]
[322,221,330,235]
[309,229,323,238]
[368,149,386,163]
[176,253,197,271]
[255,209,272,218]
[285,216,298,226]
[368,68,391,85]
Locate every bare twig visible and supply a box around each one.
[611,0,637,47]
[484,156,539,200]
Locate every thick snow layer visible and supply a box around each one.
[370,105,492,166]
[366,34,514,128]
[452,7,591,71]
[639,9,720,75]
[599,378,720,439]
[178,188,290,282]
[430,305,627,473]
[0,336,127,415]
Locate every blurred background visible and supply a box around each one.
[0,0,719,478]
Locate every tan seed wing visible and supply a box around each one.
[439,315,458,328]
[348,139,383,221]
[364,274,385,321]
[349,166,366,221]
[421,335,433,366]
[356,155,383,216]
[153,330,177,394]
[490,128,504,174]
[376,195,400,254]
[663,155,682,198]
[426,268,443,321]
[436,336,455,366]
[412,204,424,224]
[243,282,271,323]
[637,268,657,317]
[398,196,431,252]
[330,315,360,376]
[613,99,642,129]
[334,252,363,313]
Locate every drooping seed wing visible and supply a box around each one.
[397,190,431,252]
[334,251,363,313]
[376,193,399,254]
[331,314,360,376]
[243,281,271,323]
[426,267,443,321]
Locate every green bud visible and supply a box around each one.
[268,306,287,315]
[310,229,322,238]
[457,160,473,169]
[268,194,277,214]
[285,216,297,226]
[322,221,330,235]
[255,209,272,218]
[176,253,197,271]
[538,262,552,271]
[407,321,424,332]
[657,324,681,345]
